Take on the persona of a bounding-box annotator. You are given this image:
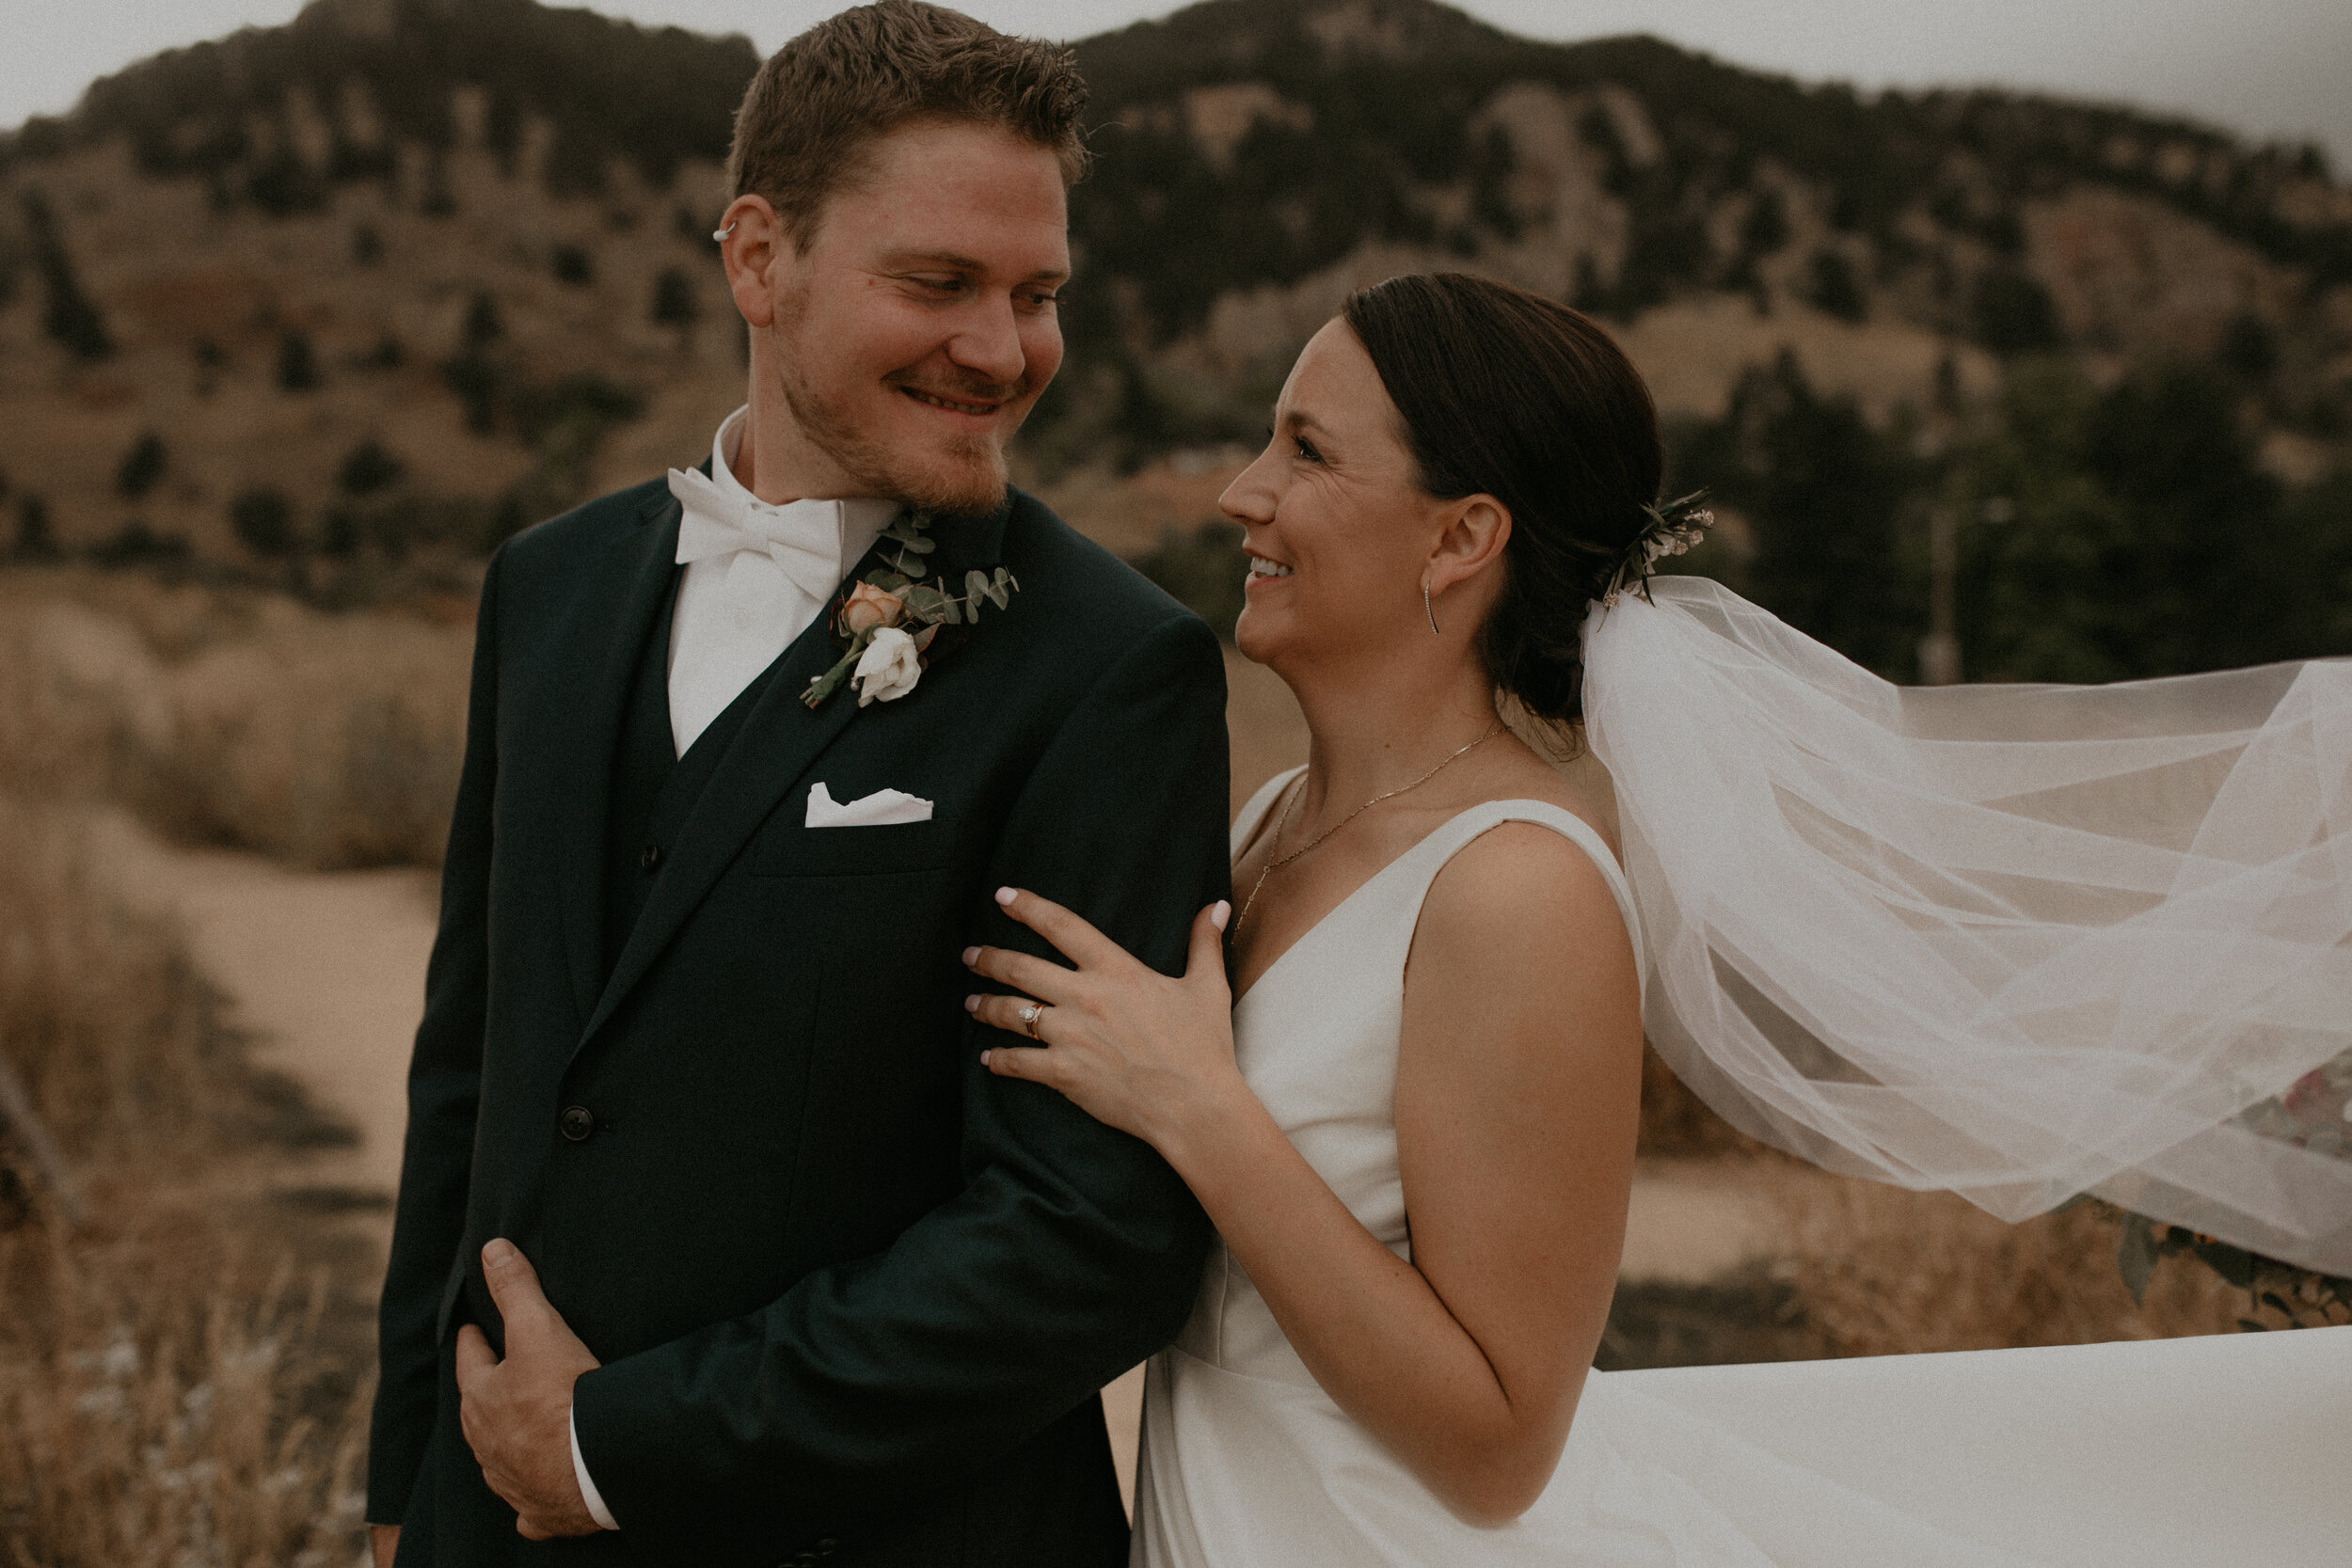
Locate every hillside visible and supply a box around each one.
[0,0,2346,673]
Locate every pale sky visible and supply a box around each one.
[5,0,2348,167]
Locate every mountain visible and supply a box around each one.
[0,0,2346,658]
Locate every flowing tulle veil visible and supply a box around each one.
[1579,575,2352,1275]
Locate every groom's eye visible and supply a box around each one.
[1293,436,1322,464]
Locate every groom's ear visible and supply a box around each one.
[718,195,792,330]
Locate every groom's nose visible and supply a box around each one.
[944,298,1029,388]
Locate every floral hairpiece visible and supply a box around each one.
[1601,490,1714,607]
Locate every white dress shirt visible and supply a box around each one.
[663,404,899,755]
[569,408,899,1530]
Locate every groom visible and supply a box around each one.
[365,6,1230,1564]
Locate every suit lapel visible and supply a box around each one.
[550,488,684,1024]
[570,492,1016,1054]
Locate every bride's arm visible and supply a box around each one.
[964,823,1642,1526]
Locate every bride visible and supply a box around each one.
[961,274,2351,1564]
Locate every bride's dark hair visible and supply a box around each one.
[1341,273,1661,724]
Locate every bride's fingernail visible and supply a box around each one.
[961,946,979,966]
[994,886,1017,907]
[979,1049,993,1067]
[1212,900,1232,931]
[964,993,980,1012]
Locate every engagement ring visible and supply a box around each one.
[1019,1003,1043,1039]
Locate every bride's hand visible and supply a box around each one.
[964,889,1239,1153]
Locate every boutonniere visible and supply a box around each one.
[801,509,1020,709]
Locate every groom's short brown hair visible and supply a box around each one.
[727,0,1089,247]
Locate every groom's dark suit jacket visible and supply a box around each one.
[368,473,1229,1568]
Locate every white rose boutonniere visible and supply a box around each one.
[801,508,1021,711]
[851,626,923,706]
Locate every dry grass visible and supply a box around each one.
[1760,1166,2246,1356]
[0,798,372,1565]
[0,570,470,869]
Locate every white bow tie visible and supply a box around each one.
[667,466,858,599]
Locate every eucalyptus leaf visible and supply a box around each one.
[939,596,962,625]
[902,585,949,617]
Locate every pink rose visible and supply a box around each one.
[840,581,905,636]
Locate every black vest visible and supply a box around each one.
[601,575,789,979]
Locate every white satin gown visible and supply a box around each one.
[1128,768,2352,1568]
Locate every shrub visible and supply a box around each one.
[2218,310,2278,382]
[87,523,189,570]
[1739,188,1789,255]
[1806,247,1867,321]
[275,330,320,392]
[115,431,167,500]
[21,190,112,361]
[1973,264,2061,354]
[229,490,298,557]
[13,495,60,562]
[336,440,405,498]
[442,353,502,436]
[650,265,697,325]
[461,291,502,352]
[551,243,595,285]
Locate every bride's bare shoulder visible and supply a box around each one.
[1476,744,1620,859]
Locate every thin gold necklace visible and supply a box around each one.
[1234,724,1506,932]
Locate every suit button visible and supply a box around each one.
[559,1105,596,1141]
[640,843,661,873]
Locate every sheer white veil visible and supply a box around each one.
[1580,575,2352,1276]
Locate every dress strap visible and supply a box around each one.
[1395,800,1646,997]
[1231,765,1307,860]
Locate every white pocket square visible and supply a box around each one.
[804,781,934,828]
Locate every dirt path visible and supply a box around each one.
[90,811,437,1197]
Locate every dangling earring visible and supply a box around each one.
[1422,578,1441,636]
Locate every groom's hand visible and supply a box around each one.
[454,1239,605,1539]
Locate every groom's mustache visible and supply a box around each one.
[889,372,1028,408]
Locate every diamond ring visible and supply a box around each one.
[1019,1003,1044,1040]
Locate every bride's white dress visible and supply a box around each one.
[1129,768,2352,1568]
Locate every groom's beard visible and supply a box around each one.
[783,367,1015,516]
